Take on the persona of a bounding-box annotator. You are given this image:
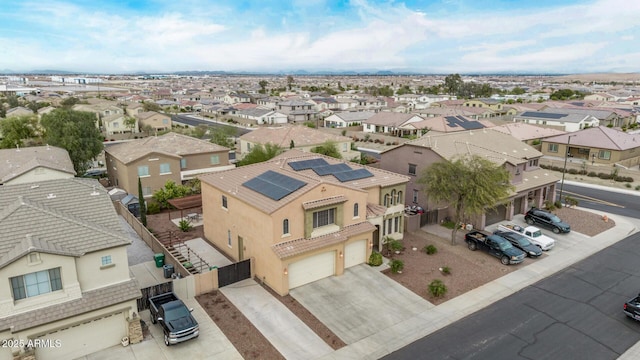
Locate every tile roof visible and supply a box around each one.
[271,221,376,259]
[0,146,76,183]
[542,126,640,150]
[105,132,229,164]
[0,279,141,333]
[515,111,590,123]
[332,111,376,121]
[403,129,543,166]
[302,195,348,210]
[491,123,566,141]
[0,178,131,268]
[200,149,409,215]
[514,168,559,193]
[366,203,387,218]
[239,125,352,148]
[364,112,422,126]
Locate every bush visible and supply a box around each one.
[423,244,438,255]
[389,259,404,274]
[428,279,448,297]
[543,200,556,211]
[146,201,161,214]
[440,266,451,275]
[636,185,640,191]
[178,219,193,232]
[368,252,383,266]
[587,171,597,177]
[564,195,578,207]
[567,168,578,174]
[384,237,404,254]
[441,220,456,229]
[598,172,612,179]
[554,200,562,209]
[625,183,632,188]
[341,130,347,136]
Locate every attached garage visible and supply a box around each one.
[344,240,367,268]
[35,311,127,360]
[288,251,335,289]
[485,204,507,226]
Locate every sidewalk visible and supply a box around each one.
[318,209,639,359]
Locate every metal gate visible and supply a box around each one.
[137,281,173,311]
[217,259,251,288]
[420,210,439,226]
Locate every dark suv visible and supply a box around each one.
[524,207,571,234]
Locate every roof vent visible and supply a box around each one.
[30,184,40,189]
[90,186,100,196]
[46,193,56,199]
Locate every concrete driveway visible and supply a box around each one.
[289,264,433,344]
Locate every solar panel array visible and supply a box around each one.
[444,116,485,130]
[289,158,374,182]
[242,170,307,201]
[520,111,567,119]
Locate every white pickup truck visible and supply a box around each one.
[496,224,555,251]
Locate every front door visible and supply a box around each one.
[238,236,244,261]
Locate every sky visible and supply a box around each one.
[1,0,639,74]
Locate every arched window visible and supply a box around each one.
[354,203,359,217]
[390,190,396,205]
[396,191,403,205]
[384,194,390,207]
[283,219,289,235]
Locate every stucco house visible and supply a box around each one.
[5,107,34,118]
[512,111,599,132]
[0,178,141,360]
[491,123,566,148]
[199,149,408,295]
[0,145,76,185]
[104,132,233,197]
[234,108,288,125]
[103,114,139,135]
[323,111,376,128]
[277,100,317,122]
[539,126,640,168]
[379,129,559,228]
[135,111,171,132]
[362,112,425,136]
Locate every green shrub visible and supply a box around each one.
[636,185,640,191]
[440,266,451,275]
[625,183,632,188]
[554,200,562,209]
[428,279,448,297]
[389,259,404,274]
[423,245,438,255]
[543,200,556,211]
[146,201,161,214]
[341,129,347,136]
[587,171,597,177]
[441,220,456,229]
[567,168,578,174]
[598,172,612,179]
[564,195,578,207]
[178,219,193,232]
[368,252,383,266]
[383,237,403,254]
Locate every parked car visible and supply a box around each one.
[524,207,571,234]
[493,230,542,258]
[496,224,555,251]
[149,292,199,346]
[465,230,526,265]
[623,293,640,322]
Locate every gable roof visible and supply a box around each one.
[542,126,640,151]
[0,178,131,269]
[105,132,229,164]
[239,126,352,148]
[0,145,76,183]
[364,112,423,126]
[491,123,566,141]
[407,116,493,133]
[330,111,376,121]
[515,111,592,123]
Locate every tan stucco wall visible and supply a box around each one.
[181,151,229,171]
[139,114,171,130]
[75,247,131,292]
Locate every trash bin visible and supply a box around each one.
[163,264,174,279]
[154,253,165,268]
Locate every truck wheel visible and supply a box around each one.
[501,256,510,265]
[164,333,171,346]
[526,218,534,225]
[468,242,477,251]
[552,227,560,234]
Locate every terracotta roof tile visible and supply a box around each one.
[302,195,348,210]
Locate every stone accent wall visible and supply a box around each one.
[127,316,143,344]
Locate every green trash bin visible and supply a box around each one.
[154,253,165,268]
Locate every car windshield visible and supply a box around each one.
[549,215,562,223]
[498,241,513,251]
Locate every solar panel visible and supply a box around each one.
[288,158,328,171]
[312,163,352,176]
[333,168,374,182]
[444,116,485,130]
[242,170,307,201]
[520,111,566,119]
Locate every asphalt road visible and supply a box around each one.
[171,114,252,136]
[559,183,640,219]
[384,231,640,360]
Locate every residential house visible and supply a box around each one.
[0,145,76,185]
[223,93,252,105]
[5,107,34,118]
[584,93,616,102]
[199,149,409,295]
[104,132,233,197]
[103,113,139,135]
[379,130,559,228]
[135,111,171,132]
[362,112,425,136]
[405,115,494,134]
[277,100,317,122]
[238,125,360,160]
[0,178,141,360]
[540,126,640,168]
[463,99,507,116]
[491,123,566,148]
[234,108,288,125]
[512,111,599,132]
[540,107,629,128]
[323,111,376,128]
[124,103,145,117]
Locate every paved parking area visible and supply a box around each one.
[289,264,433,344]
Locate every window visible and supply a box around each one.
[353,203,359,217]
[138,166,149,177]
[313,208,335,228]
[387,218,393,234]
[222,195,227,209]
[162,119,169,124]
[159,163,171,174]
[113,122,119,128]
[578,148,590,155]
[408,163,417,176]
[180,158,187,169]
[343,143,348,151]
[598,150,611,160]
[383,194,390,207]
[390,190,396,205]
[11,268,62,300]
[548,144,559,153]
[283,219,289,234]
[412,189,419,203]
[394,216,399,233]
[528,159,538,167]
[210,155,220,165]
[396,191,403,205]
[101,255,112,266]
[142,187,152,197]
[227,230,232,247]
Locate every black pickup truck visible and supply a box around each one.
[623,293,640,322]
[149,292,199,346]
[465,230,526,265]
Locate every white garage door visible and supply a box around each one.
[35,311,126,360]
[345,240,367,268]
[288,251,335,289]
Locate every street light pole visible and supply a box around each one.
[558,134,576,204]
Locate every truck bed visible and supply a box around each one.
[149,292,179,310]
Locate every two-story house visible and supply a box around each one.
[0,178,141,360]
[0,145,76,185]
[513,111,600,132]
[199,150,408,295]
[379,130,559,228]
[104,132,233,197]
[135,111,171,132]
[277,100,318,122]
